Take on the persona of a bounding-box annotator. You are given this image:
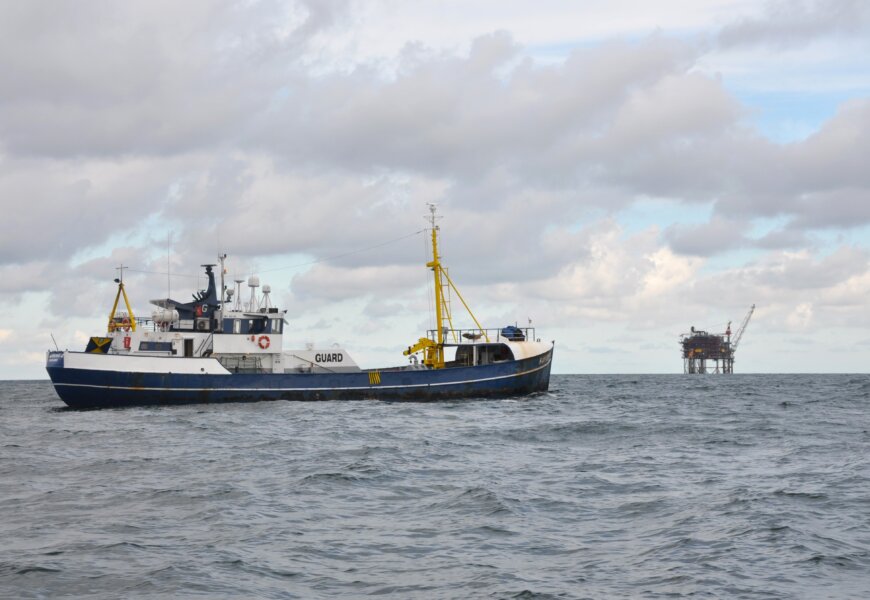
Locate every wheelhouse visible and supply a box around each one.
[454,343,514,366]
[222,316,284,335]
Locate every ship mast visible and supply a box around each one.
[218,253,227,332]
[107,264,136,332]
[427,204,446,368]
[403,204,489,369]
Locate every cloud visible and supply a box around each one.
[664,216,747,256]
[789,188,870,230]
[753,228,810,250]
[0,261,59,296]
[0,0,343,158]
[747,246,869,291]
[718,0,870,49]
[785,302,813,330]
[248,33,699,184]
[289,263,420,302]
[521,220,703,320]
[0,155,193,265]
[4,5,864,262]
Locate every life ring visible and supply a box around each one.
[121,317,131,332]
[258,335,270,350]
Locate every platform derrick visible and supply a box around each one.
[680,304,755,374]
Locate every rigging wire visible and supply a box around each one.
[258,229,425,274]
[127,268,197,279]
[126,229,425,280]
[424,225,434,332]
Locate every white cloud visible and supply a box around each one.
[786,302,814,330]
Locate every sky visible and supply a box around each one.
[1,0,869,378]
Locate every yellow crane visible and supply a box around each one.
[404,205,488,369]
[107,265,136,332]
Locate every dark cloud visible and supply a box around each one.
[0,154,207,266]
[3,2,866,263]
[664,217,747,257]
[753,228,810,250]
[718,0,870,48]
[790,188,870,230]
[289,263,420,302]
[0,261,59,296]
[255,33,697,182]
[0,0,344,158]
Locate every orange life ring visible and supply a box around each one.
[258,335,270,350]
[122,317,131,332]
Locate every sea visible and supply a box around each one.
[1,374,868,599]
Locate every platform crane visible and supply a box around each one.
[724,304,754,373]
[732,304,755,351]
[682,304,755,374]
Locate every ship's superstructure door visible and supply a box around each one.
[184,339,194,357]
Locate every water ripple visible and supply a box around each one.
[1,375,869,598]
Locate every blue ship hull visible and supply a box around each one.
[46,349,553,409]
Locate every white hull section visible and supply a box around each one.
[61,351,231,375]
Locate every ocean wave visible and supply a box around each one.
[2,375,868,598]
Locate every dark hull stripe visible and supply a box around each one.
[47,348,553,408]
[52,359,550,393]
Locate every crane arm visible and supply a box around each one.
[404,337,436,356]
[732,304,755,350]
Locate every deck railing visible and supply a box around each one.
[426,327,538,345]
[108,316,160,332]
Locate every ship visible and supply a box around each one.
[45,206,554,408]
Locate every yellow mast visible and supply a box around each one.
[107,265,137,332]
[403,204,489,368]
[426,204,445,368]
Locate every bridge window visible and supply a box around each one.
[458,343,514,365]
[139,341,173,352]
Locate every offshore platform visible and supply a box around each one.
[680,305,755,374]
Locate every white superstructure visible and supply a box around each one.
[92,258,360,375]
